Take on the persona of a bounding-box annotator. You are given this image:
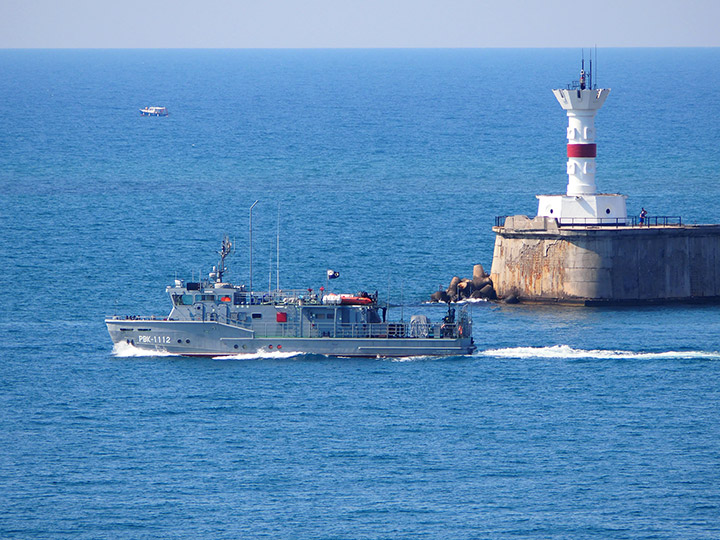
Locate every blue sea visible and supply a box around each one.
[1,49,720,539]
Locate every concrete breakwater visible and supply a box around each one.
[489,215,720,305]
[429,264,498,303]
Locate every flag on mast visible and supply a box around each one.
[327,270,340,279]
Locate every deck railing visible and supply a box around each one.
[558,216,682,227]
[236,289,325,306]
[494,215,683,228]
[249,321,462,340]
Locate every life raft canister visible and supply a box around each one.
[340,295,373,305]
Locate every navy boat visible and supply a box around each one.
[107,237,475,357]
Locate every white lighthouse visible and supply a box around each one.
[536,62,627,224]
[490,59,720,306]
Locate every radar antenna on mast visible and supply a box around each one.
[217,235,232,282]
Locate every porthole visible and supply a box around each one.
[277,345,282,349]
[185,339,190,344]
[177,339,182,344]
[606,208,611,214]
[549,209,554,214]
[234,344,239,349]
[269,345,273,349]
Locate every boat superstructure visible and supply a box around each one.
[106,237,475,357]
[140,106,169,116]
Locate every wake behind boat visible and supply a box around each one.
[106,237,475,357]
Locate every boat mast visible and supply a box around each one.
[217,236,232,283]
[249,200,258,293]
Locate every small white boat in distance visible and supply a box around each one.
[140,106,168,117]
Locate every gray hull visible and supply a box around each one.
[107,319,475,357]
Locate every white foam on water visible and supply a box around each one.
[113,342,309,360]
[388,355,438,362]
[212,349,308,360]
[422,298,488,306]
[112,341,178,357]
[477,344,720,360]
[455,298,489,305]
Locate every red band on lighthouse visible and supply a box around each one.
[567,144,597,158]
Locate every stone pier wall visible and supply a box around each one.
[490,216,720,305]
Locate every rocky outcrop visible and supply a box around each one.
[430,264,498,303]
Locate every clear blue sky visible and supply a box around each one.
[2,0,719,48]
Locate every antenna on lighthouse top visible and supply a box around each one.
[580,49,587,90]
[594,44,598,89]
[577,48,599,90]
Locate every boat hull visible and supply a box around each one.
[107,319,475,357]
[139,108,168,116]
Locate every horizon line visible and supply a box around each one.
[2,45,719,51]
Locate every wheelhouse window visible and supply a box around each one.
[181,295,195,305]
[201,294,215,302]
